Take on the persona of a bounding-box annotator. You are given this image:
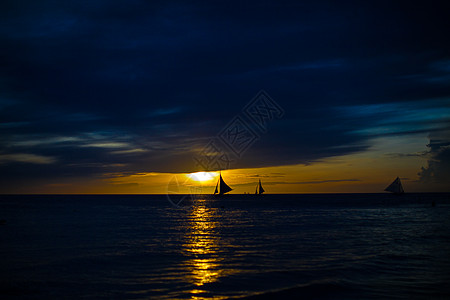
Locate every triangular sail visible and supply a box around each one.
[258,179,265,194]
[214,181,218,194]
[384,177,404,194]
[219,174,232,194]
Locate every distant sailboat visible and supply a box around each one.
[255,179,265,195]
[214,173,232,195]
[384,177,404,194]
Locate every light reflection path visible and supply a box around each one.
[182,198,227,297]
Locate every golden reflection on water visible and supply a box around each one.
[183,199,225,292]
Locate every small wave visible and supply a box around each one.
[237,279,361,299]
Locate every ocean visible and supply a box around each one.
[1,193,450,299]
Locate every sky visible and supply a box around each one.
[1,0,450,194]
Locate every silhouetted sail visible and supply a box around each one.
[258,179,265,194]
[214,181,218,194]
[214,173,232,195]
[254,179,265,194]
[384,177,404,194]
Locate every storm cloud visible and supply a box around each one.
[418,132,450,184]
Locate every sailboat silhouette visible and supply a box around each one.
[255,179,265,195]
[384,177,404,195]
[214,172,232,195]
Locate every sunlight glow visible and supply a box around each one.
[187,172,216,182]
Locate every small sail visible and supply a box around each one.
[384,177,404,194]
[219,174,232,194]
[258,179,265,194]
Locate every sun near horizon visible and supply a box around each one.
[187,172,217,182]
[6,135,449,195]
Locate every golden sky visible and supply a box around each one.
[23,133,447,194]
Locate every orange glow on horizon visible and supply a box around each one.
[6,134,448,193]
[187,172,216,182]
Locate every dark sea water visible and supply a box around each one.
[1,193,450,299]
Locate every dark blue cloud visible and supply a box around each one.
[1,0,450,188]
[418,131,450,184]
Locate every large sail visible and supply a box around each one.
[219,174,232,194]
[258,179,265,194]
[384,177,404,194]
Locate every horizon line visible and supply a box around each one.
[1,192,449,196]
